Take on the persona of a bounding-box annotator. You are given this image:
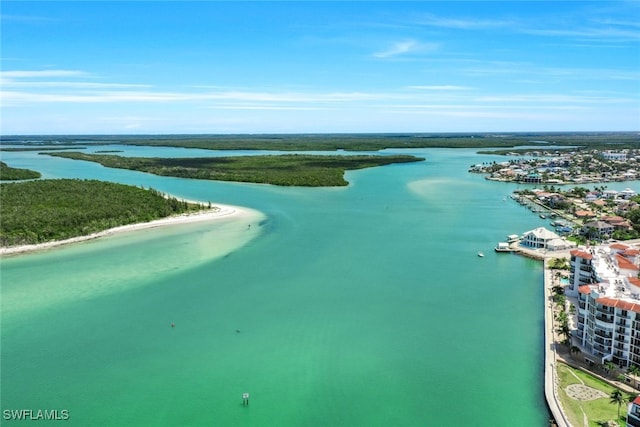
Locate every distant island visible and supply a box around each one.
[44,151,424,187]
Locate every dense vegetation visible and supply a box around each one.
[2,132,638,152]
[45,152,424,186]
[0,179,205,247]
[0,161,41,180]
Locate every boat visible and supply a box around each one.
[477,251,484,257]
[539,214,547,219]
[495,242,511,252]
[507,234,520,243]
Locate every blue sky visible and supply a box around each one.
[1,1,639,134]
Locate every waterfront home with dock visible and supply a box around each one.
[520,227,576,252]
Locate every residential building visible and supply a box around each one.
[519,227,576,251]
[628,395,640,427]
[582,220,615,239]
[573,243,640,368]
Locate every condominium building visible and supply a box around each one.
[571,243,640,367]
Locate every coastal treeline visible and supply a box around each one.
[0,179,205,247]
[45,152,424,186]
[0,161,41,180]
[4,132,638,152]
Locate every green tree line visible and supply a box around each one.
[0,161,41,180]
[0,179,205,247]
[45,152,424,186]
[3,132,638,151]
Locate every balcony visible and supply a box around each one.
[594,349,607,359]
[597,306,615,315]
[594,343,610,353]
[594,329,613,338]
[596,314,614,323]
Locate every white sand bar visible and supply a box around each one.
[1,202,256,256]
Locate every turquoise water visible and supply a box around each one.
[4,146,623,425]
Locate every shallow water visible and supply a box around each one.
[3,146,634,425]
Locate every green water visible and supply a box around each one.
[0,147,563,425]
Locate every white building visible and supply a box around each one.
[519,227,576,251]
[572,243,640,367]
[628,395,640,427]
[603,151,627,161]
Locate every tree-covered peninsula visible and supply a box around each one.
[0,161,41,180]
[0,179,206,247]
[45,152,424,186]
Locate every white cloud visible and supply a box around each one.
[1,70,88,79]
[416,14,513,30]
[407,85,473,91]
[372,40,439,58]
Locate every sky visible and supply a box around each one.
[1,1,639,135]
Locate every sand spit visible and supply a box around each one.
[0,203,253,256]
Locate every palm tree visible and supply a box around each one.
[605,361,616,376]
[556,310,568,324]
[570,345,581,360]
[556,322,571,347]
[629,364,640,389]
[610,389,625,420]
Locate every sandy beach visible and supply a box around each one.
[0,202,254,256]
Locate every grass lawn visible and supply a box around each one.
[557,362,632,426]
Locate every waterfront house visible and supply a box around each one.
[582,220,615,240]
[622,188,638,199]
[575,210,597,219]
[519,227,575,251]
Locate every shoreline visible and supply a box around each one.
[0,202,253,257]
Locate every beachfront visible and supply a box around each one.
[0,203,252,256]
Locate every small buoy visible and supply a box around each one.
[242,392,250,406]
[236,329,241,333]
[171,322,175,328]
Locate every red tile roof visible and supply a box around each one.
[617,254,639,271]
[571,249,593,260]
[611,243,630,250]
[596,297,640,314]
[629,277,640,288]
[634,395,640,405]
[578,285,592,295]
